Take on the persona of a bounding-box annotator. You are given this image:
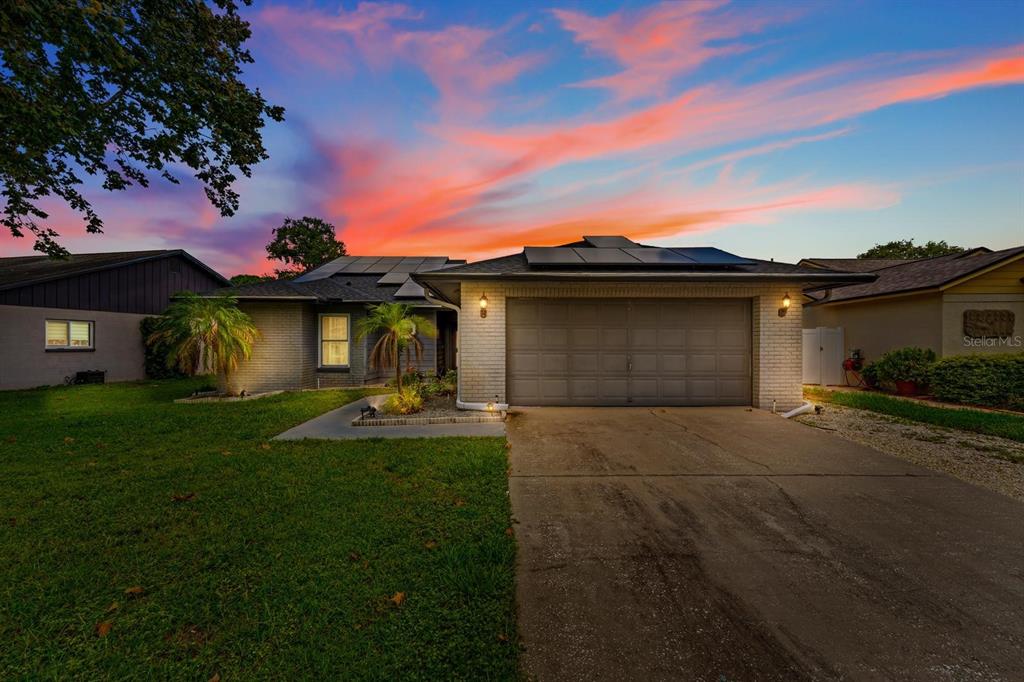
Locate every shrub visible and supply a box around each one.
[140,317,186,380]
[861,361,879,388]
[383,386,424,415]
[419,370,458,399]
[930,353,1024,410]
[871,347,936,386]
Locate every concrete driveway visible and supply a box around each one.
[508,407,1024,681]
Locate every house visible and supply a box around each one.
[0,250,228,390]
[801,246,1024,363]
[412,236,871,412]
[213,255,465,394]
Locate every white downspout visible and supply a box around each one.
[423,289,509,413]
[781,401,815,419]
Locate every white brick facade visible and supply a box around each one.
[458,280,804,412]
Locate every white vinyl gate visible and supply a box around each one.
[802,327,845,385]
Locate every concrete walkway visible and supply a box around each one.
[274,396,505,440]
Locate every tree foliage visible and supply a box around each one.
[265,216,346,277]
[0,1,284,256]
[355,303,437,390]
[858,239,964,260]
[146,292,260,392]
[229,273,273,287]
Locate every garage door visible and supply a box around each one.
[507,298,751,406]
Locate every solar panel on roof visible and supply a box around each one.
[362,257,404,274]
[339,256,383,273]
[394,280,425,298]
[574,248,642,264]
[582,236,638,248]
[391,257,425,273]
[293,257,355,282]
[670,247,753,265]
[376,272,410,285]
[624,248,697,264]
[525,247,585,265]
[417,257,452,271]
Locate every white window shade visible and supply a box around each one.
[69,321,92,347]
[46,320,68,346]
[319,314,350,367]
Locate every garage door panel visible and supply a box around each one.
[718,353,747,373]
[632,353,659,373]
[540,379,569,399]
[660,354,687,373]
[688,354,717,372]
[509,352,540,373]
[509,327,539,348]
[602,328,628,346]
[631,328,659,348]
[658,329,685,346]
[717,329,748,347]
[507,298,750,406]
[541,353,569,373]
[601,354,629,373]
[688,328,717,347]
[570,353,599,373]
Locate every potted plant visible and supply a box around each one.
[871,347,936,396]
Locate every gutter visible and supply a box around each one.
[415,271,878,284]
[422,287,509,413]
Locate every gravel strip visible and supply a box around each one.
[796,403,1024,503]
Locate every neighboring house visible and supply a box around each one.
[213,256,465,394]
[413,236,870,412]
[801,246,1024,363]
[0,250,228,390]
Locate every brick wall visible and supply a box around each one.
[225,302,441,393]
[458,280,804,412]
[222,302,316,394]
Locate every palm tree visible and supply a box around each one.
[355,302,437,390]
[147,292,261,394]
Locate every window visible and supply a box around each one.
[319,314,350,367]
[45,320,93,349]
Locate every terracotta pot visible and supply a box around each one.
[895,380,919,396]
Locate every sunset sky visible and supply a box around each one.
[4,0,1023,275]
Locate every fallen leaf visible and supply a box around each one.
[258,443,271,450]
[220,450,232,457]
[424,540,437,550]
[124,586,145,598]
[106,602,119,613]
[348,552,361,562]
[390,592,406,607]
[63,436,75,445]
[497,632,509,642]
[505,527,514,537]
[209,676,220,682]
[171,492,196,503]
[5,435,16,444]
[8,518,16,527]
[453,498,465,507]
[95,620,112,637]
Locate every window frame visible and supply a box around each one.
[317,313,351,369]
[44,319,95,352]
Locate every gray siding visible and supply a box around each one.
[0,254,224,315]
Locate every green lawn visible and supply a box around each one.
[805,386,1024,445]
[0,379,517,680]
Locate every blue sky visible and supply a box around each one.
[5,0,1022,275]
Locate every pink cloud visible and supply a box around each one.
[552,1,794,101]
[254,3,540,119]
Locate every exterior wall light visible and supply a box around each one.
[778,293,791,317]
[479,293,488,318]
